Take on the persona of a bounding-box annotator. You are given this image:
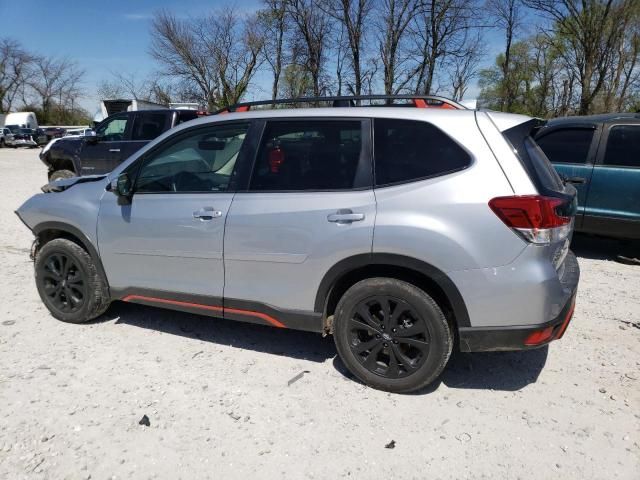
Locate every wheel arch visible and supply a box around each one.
[315,253,471,330]
[32,221,110,294]
[43,148,78,176]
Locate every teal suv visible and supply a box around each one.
[536,113,640,240]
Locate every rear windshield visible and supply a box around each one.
[503,121,565,194]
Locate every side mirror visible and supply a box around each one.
[85,130,98,143]
[111,173,132,203]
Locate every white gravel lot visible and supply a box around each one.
[0,148,638,480]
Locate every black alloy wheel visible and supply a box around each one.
[38,252,87,313]
[333,277,452,393]
[348,295,430,379]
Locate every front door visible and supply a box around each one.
[97,121,252,305]
[223,119,375,330]
[583,123,640,238]
[80,113,130,175]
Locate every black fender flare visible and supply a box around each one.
[42,143,81,174]
[31,221,110,294]
[314,253,471,327]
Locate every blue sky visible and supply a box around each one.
[1,0,508,114]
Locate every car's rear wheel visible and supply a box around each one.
[35,238,110,323]
[333,278,453,393]
[49,169,75,181]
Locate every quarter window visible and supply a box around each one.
[536,128,594,164]
[135,123,249,193]
[249,120,363,191]
[603,125,640,168]
[374,119,471,186]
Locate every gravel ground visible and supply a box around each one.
[0,148,638,480]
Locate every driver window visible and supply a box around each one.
[135,123,250,193]
[96,115,128,141]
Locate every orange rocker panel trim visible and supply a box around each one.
[121,295,286,328]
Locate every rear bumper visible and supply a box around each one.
[458,251,579,352]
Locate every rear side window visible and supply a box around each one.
[132,112,168,141]
[249,120,363,191]
[603,125,640,168]
[504,121,565,194]
[374,119,471,186]
[536,128,594,164]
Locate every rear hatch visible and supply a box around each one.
[491,118,578,273]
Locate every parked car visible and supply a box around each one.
[31,128,49,146]
[16,95,579,393]
[64,128,93,137]
[6,128,38,148]
[0,127,13,147]
[42,127,66,140]
[40,109,199,181]
[535,113,640,240]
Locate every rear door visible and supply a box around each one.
[535,124,600,228]
[223,118,375,329]
[582,123,640,238]
[81,113,130,175]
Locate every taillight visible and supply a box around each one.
[489,195,573,244]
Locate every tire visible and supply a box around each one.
[333,278,453,393]
[49,169,75,181]
[35,238,110,323]
[0,139,5,148]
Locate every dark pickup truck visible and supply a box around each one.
[41,109,199,180]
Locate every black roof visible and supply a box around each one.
[547,112,640,125]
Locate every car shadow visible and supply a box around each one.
[571,233,633,261]
[100,301,336,363]
[102,302,549,393]
[332,346,549,394]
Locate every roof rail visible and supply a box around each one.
[215,94,467,114]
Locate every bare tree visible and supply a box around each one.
[28,56,84,121]
[320,0,373,96]
[287,0,333,97]
[150,10,219,109]
[410,0,479,95]
[199,10,264,106]
[258,0,288,102]
[151,9,264,109]
[486,0,523,110]
[377,0,420,95]
[97,71,174,105]
[0,39,33,113]
[449,33,485,100]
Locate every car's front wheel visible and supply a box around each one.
[49,169,75,181]
[333,278,453,393]
[35,238,110,323]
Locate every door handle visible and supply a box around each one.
[565,176,586,184]
[109,148,121,153]
[327,209,365,224]
[193,207,223,220]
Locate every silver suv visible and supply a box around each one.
[16,96,580,393]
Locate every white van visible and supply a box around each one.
[3,112,38,129]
